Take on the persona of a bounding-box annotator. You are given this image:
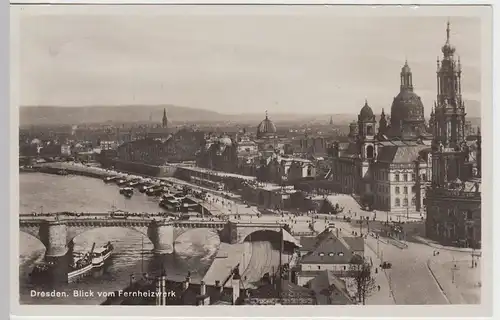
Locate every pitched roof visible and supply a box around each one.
[300,233,354,264]
[376,145,427,163]
[308,270,354,304]
[299,237,318,252]
[343,237,365,253]
[249,280,315,300]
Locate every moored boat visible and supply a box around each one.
[103,176,118,183]
[115,178,127,186]
[121,187,134,198]
[57,169,69,176]
[119,187,134,195]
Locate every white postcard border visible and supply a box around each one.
[7,1,497,319]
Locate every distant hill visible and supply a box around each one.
[19,105,357,126]
[19,101,481,127]
[19,105,226,126]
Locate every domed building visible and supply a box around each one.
[195,134,238,173]
[256,111,277,139]
[329,22,478,219]
[330,97,432,214]
[388,61,430,139]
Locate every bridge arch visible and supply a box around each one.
[19,229,46,252]
[66,225,151,248]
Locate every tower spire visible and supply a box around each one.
[162,108,168,128]
[446,19,451,43]
[400,59,413,91]
[265,110,268,120]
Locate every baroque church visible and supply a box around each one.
[329,22,477,214]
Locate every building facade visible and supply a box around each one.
[424,22,482,248]
[329,67,433,213]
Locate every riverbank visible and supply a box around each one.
[29,162,120,180]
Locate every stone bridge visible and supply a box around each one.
[19,214,286,259]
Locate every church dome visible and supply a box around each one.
[219,136,233,146]
[390,90,425,124]
[358,100,375,121]
[257,112,277,139]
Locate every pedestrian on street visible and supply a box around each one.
[377,285,380,291]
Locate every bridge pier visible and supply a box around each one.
[39,221,69,259]
[149,224,175,254]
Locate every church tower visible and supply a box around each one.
[431,21,469,187]
[378,108,388,137]
[433,21,466,149]
[162,108,168,128]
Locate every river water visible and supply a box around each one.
[19,172,220,305]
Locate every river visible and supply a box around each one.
[19,172,220,305]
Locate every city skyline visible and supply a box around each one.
[19,8,483,118]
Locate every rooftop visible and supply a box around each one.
[299,231,364,265]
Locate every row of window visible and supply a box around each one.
[395,173,415,182]
[374,172,428,182]
[394,197,416,207]
[377,185,417,195]
[395,186,411,195]
[430,207,475,220]
[318,252,344,257]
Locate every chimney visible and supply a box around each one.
[155,276,162,306]
[215,280,223,293]
[160,272,167,306]
[200,281,206,296]
[183,275,191,291]
[232,269,241,305]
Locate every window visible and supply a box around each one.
[412,173,416,181]
[366,145,374,159]
[422,174,427,181]
[395,174,400,182]
[466,210,473,220]
[448,208,454,217]
[395,187,400,194]
[395,198,401,207]
[328,252,335,257]
[319,252,325,257]
[403,198,408,206]
[404,186,408,194]
[318,266,321,270]
[338,252,344,256]
[411,198,416,206]
[404,174,408,182]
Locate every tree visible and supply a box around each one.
[349,261,376,305]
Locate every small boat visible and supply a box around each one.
[68,242,114,282]
[115,178,127,186]
[92,242,114,268]
[128,181,140,187]
[103,176,117,183]
[146,186,163,196]
[123,190,133,198]
[119,187,134,194]
[56,169,69,176]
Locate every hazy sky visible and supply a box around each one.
[19,7,484,117]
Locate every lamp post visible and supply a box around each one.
[405,196,409,220]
